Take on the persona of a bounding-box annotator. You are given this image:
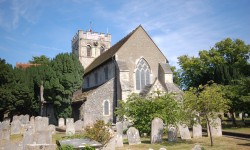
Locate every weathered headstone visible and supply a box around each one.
[74,120,84,131]
[192,144,203,150]
[35,116,48,132]
[23,114,30,124]
[12,115,19,121]
[151,117,164,144]
[167,125,177,142]
[207,117,222,137]
[11,119,22,135]
[58,118,65,127]
[1,120,10,140]
[126,127,141,145]
[66,118,75,135]
[178,124,191,140]
[34,130,52,144]
[193,123,202,138]
[30,116,35,125]
[48,125,56,134]
[23,132,34,150]
[115,122,124,147]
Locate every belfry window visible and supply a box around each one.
[103,100,110,116]
[100,46,105,54]
[87,45,92,57]
[135,58,151,90]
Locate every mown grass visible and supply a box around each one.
[116,136,250,150]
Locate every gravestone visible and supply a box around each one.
[66,118,75,135]
[24,124,35,134]
[35,116,48,132]
[23,114,30,124]
[11,119,22,135]
[12,115,19,121]
[58,118,65,127]
[193,123,202,138]
[126,127,141,145]
[151,117,164,144]
[30,116,35,124]
[26,144,57,150]
[23,132,34,150]
[192,144,203,150]
[178,124,191,140]
[74,120,84,131]
[1,120,10,140]
[116,122,123,135]
[207,117,222,137]
[48,125,56,134]
[115,122,123,147]
[167,125,177,142]
[34,130,52,144]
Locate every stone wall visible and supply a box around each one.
[83,78,115,126]
[83,60,115,90]
[116,27,167,94]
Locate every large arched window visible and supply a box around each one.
[87,45,92,57]
[103,100,110,116]
[135,58,151,90]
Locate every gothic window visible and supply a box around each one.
[100,46,105,54]
[104,66,108,80]
[87,45,92,57]
[135,58,151,90]
[95,72,98,84]
[103,100,110,116]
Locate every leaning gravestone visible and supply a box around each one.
[127,127,141,145]
[66,118,75,135]
[151,117,164,144]
[178,124,191,140]
[115,122,123,147]
[11,119,22,135]
[58,118,65,127]
[167,125,177,142]
[207,117,222,137]
[193,123,202,138]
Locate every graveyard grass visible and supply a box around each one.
[116,136,250,150]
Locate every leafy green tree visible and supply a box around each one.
[183,83,229,146]
[0,59,14,120]
[178,38,250,89]
[116,93,184,134]
[170,66,181,86]
[29,55,50,65]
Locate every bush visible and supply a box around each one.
[83,120,112,145]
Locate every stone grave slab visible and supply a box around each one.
[58,118,65,127]
[74,120,84,131]
[151,117,164,144]
[178,124,191,140]
[193,123,202,138]
[126,127,141,145]
[167,125,177,142]
[66,118,75,135]
[207,117,222,137]
[11,120,22,135]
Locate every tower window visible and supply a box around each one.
[100,46,105,54]
[103,100,110,116]
[87,45,92,57]
[135,58,151,90]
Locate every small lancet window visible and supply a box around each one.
[103,100,110,116]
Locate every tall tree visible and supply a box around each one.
[29,55,51,65]
[183,83,229,146]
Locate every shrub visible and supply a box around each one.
[83,120,112,145]
[57,144,74,150]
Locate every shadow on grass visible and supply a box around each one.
[237,143,250,147]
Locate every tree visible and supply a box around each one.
[115,93,184,134]
[29,55,50,65]
[183,83,229,146]
[178,38,250,89]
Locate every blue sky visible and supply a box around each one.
[0,0,250,68]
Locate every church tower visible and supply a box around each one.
[72,29,111,69]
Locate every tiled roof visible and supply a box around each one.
[84,25,142,75]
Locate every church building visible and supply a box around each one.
[72,25,182,126]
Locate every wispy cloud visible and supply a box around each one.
[0,0,42,30]
[32,43,65,52]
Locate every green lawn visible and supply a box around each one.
[116,136,250,150]
[223,127,250,134]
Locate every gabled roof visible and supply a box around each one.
[84,25,142,74]
[159,63,173,74]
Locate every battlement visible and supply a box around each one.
[72,30,111,44]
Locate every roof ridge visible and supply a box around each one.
[84,25,142,74]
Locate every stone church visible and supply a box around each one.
[72,25,181,126]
